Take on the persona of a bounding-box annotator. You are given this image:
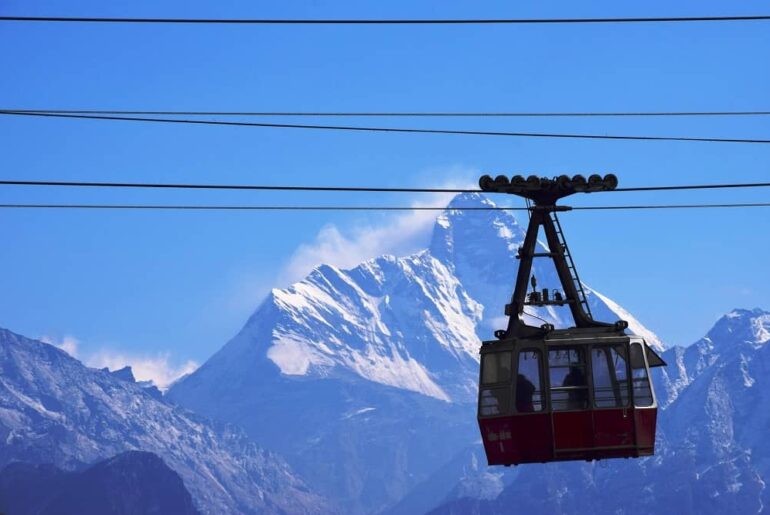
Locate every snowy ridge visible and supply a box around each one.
[726,308,770,345]
[659,308,769,407]
[262,253,482,401]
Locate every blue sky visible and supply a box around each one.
[1,0,768,384]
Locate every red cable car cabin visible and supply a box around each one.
[478,332,665,465]
[475,173,667,466]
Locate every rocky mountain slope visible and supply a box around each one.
[0,451,199,515]
[0,328,329,514]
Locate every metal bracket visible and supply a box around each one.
[479,174,624,340]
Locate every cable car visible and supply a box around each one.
[476,173,666,465]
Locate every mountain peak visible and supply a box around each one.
[109,365,136,383]
[429,193,523,265]
[725,307,769,319]
[445,192,496,210]
[708,308,770,347]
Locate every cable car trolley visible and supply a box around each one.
[476,173,666,466]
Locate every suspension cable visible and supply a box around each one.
[4,109,770,118]
[0,202,767,211]
[1,179,768,194]
[2,15,769,25]
[1,111,768,144]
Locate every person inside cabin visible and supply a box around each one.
[562,365,588,409]
[516,374,535,412]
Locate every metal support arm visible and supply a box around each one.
[479,174,624,340]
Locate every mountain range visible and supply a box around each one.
[1,191,766,514]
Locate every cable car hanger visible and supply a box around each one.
[479,173,627,340]
[476,172,667,467]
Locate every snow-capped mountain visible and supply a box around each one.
[0,328,330,514]
[430,308,770,514]
[174,193,660,403]
[169,192,664,513]
[660,308,770,407]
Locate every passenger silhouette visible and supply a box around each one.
[516,374,536,412]
[562,365,588,409]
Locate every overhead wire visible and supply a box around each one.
[1,179,768,193]
[2,15,769,25]
[615,182,770,192]
[0,203,767,211]
[1,111,768,144]
[4,109,770,118]
[0,179,476,193]
[0,204,521,211]
[572,203,770,210]
[2,180,766,212]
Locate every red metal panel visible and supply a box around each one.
[479,414,552,465]
[480,410,652,464]
[552,411,593,451]
[592,408,634,448]
[479,417,517,465]
[634,408,657,451]
[510,413,552,463]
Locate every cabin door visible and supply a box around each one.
[630,342,656,452]
[547,347,594,453]
[590,345,635,450]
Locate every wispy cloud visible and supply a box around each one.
[279,172,477,285]
[41,335,81,357]
[86,351,198,389]
[39,335,197,389]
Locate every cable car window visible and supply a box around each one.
[591,345,630,408]
[516,350,543,412]
[481,352,512,385]
[548,348,588,411]
[479,387,511,417]
[630,343,654,407]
